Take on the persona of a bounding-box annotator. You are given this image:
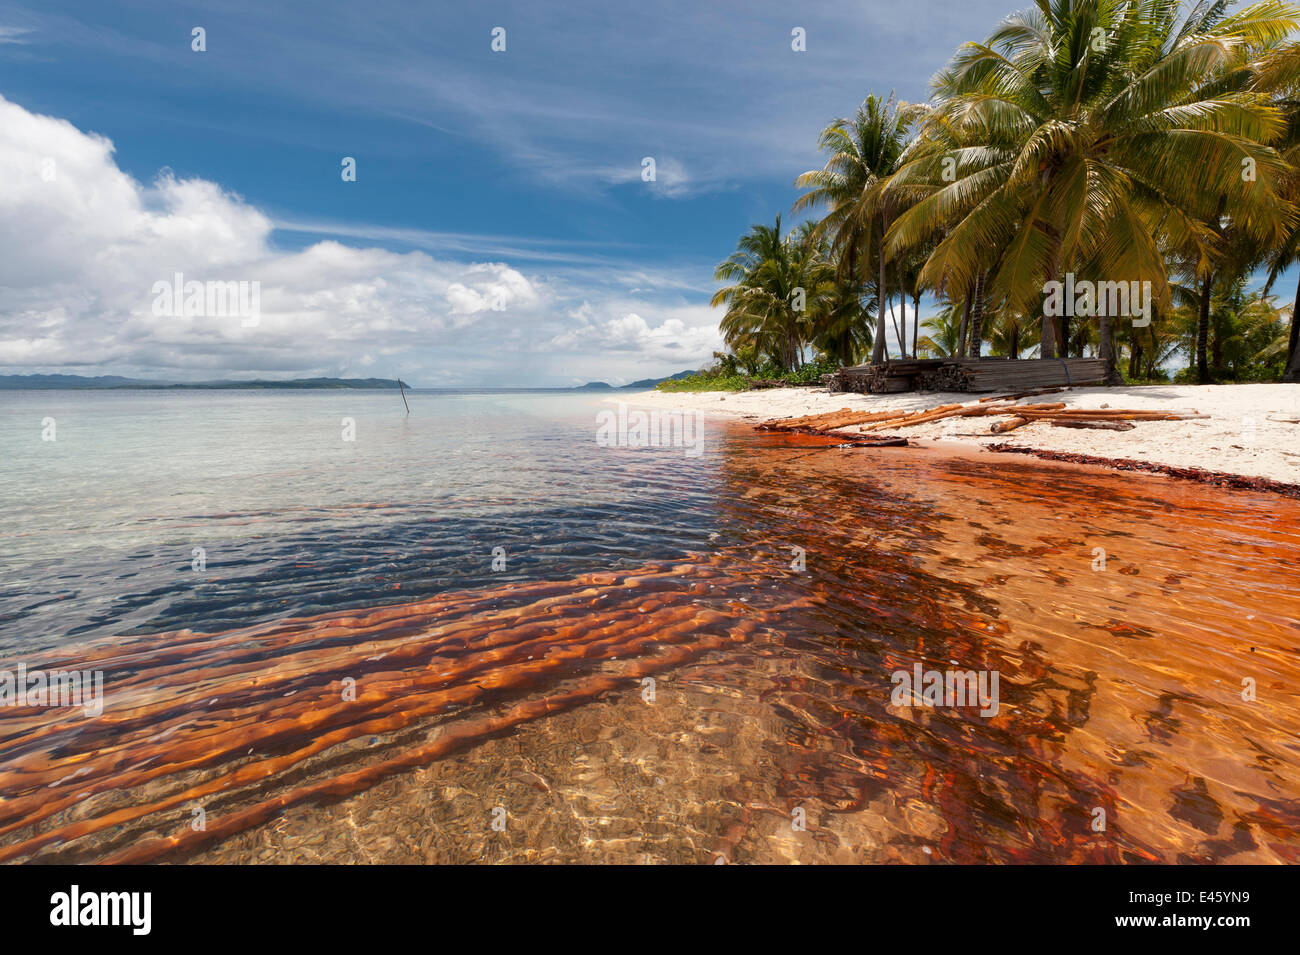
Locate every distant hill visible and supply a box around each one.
[0,374,409,390]
[621,370,697,389]
[0,374,169,389]
[0,371,702,391]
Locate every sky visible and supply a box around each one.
[2,0,1292,386]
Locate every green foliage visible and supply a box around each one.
[654,356,841,392]
[684,1,1300,387]
[655,372,751,392]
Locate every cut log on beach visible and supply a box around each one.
[759,400,1207,440]
[978,387,1066,403]
[1050,419,1136,431]
[825,435,910,448]
[758,407,928,432]
[990,416,1031,434]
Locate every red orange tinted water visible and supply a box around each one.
[2,425,1297,863]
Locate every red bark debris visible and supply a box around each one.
[985,444,1300,498]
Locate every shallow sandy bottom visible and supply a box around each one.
[620,383,1300,484]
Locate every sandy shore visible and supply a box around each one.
[621,383,1300,484]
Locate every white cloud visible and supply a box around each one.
[444,264,540,319]
[0,95,720,384]
[552,308,721,362]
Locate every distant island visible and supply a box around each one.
[0,371,701,391]
[0,375,408,390]
[623,371,698,389]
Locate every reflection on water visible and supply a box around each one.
[1,392,1298,863]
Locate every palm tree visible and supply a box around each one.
[917,301,964,357]
[711,216,838,372]
[792,220,876,366]
[886,0,1298,377]
[987,309,1039,359]
[795,95,915,363]
[811,270,876,366]
[1253,38,1300,380]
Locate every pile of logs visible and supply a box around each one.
[923,358,1110,392]
[835,360,945,394]
[830,358,1110,394]
[758,395,1206,437]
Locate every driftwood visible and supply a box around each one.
[1050,419,1136,431]
[757,407,918,432]
[862,404,964,431]
[978,387,1066,403]
[864,401,1067,432]
[990,416,1031,434]
[760,400,1208,439]
[828,435,910,448]
[985,445,1300,498]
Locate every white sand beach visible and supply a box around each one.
[621,383,1300,484]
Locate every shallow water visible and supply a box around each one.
[1,390,1297,863]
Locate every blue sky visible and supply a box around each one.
[1,0,1293,385]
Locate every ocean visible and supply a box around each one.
[1,389,1298,863]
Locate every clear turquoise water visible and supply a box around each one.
[0,390,723,651]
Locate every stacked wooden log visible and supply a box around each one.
[838,360,945,394]
[929,358,1109,392]
[835,358,1109,394]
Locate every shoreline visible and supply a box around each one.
[618,382,1300,486]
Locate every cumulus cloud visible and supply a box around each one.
[0,95,720,384]
[444,264,539,319]
[552,308,721,362]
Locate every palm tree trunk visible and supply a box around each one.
[967,273,985,359]
[895,261,909,357]
[912,290,921,358]
[890,292,905,358]
[1196,271,1213,383]
[958,285,972,357]
[1284,269,1300,382]
[1042,227,1062,359]
[871,236,887,364]
[1010,323,1019,360]
[1128,327,1141,380]
[1041,312,1060,360]
[1098,312,1122,384]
